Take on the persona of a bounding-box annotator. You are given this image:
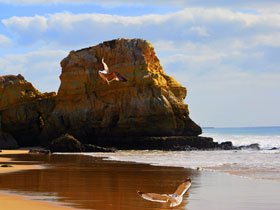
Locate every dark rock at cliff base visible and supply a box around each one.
[87,136,218,150]
[29,148,51,154]
[83,144,117,152]
[50,134,116,153]
[220,141,233,150]
[50,134,83,152]
[0,132,19,149]
[238,143,260,150]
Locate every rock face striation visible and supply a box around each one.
[40,38,202,146]
[0,74,56,146]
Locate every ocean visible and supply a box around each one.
[86,126,280,181]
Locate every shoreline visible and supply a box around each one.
[0,150,41,174]
[0,150,75,210]
[1,150,280,210]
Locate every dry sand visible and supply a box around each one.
[0,150,75,210]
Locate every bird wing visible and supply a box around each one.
[115,72,127,82]
[137,191,170,203]
[102,58,109,73]
[173,179,192,197]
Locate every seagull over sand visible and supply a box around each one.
[98,58,127,85]
[137,178,191,208]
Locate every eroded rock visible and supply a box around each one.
[41,38,202,145]
[0,74,56,146]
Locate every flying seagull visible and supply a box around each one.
[137,178,191,207]
[98,58,127,85]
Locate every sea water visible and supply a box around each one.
[86,127,280,181]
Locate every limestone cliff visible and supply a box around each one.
[41,38,201,144]
[0,74,56,146]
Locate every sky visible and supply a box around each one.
[0,0,280,127]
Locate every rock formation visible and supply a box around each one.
[0,74,56,146]
[41,38,202,145]
[49,133,116,152]
[0,39,216,150]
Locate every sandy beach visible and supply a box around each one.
[0,150,41,174]
[0,150,74,210]
[1,150,280,210]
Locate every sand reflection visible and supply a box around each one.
[0,153,197,210]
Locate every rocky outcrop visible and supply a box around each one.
[41,38,202,145]
[50,134,116,152]
[90,136,219,150]
[0,74,56,146]
[50,134,83,152]
[0,39,209,150]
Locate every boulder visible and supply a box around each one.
[50,134,83,152]
[219,141,233,150]
[41,38,202,145]
[50,134,116,152]
[238,143,260,150]
[1,164,13,167]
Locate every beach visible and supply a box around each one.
[0,150,74,210]
[1,149,280,210]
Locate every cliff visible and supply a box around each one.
[0,74,56,146]
[0,39,209,150]
[40,38,202,145]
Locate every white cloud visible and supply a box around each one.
[2,8,280,48]
[253,33,280,47]
[0,34,11,47]
[1,5,280,126]
[190,26,209,37]
[0,49,67,92]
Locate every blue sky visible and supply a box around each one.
[0,0,280,127]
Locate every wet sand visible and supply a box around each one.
[0,150,74,210]
[1,151,280,210]
[0,150,41,174]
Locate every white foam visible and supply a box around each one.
[202,133,280,149]
[85,149,280,181]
